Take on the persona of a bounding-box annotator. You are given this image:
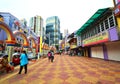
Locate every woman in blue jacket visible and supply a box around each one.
[18,50,28,74]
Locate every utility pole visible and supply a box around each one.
[49,32,50,46]
[65,35,67,54]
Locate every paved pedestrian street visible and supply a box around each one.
[0,55,120,84]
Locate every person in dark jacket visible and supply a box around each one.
[18,50,28,74]
[50,50,54,62]
[47,51,52,62]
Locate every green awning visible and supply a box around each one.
[76,8,109,35]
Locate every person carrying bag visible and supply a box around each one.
[18,50,28,74]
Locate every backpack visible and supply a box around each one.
[48,53,51,57]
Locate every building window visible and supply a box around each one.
[82,32,86,40]
[81,14,116,40]
[92,27,96,36]
[104,19,109,29]
[90,28,93,36]
[100,22,104,31]
[85,33,88,38]
[87,30,90,38]
[97,25,101,33]
[109,15,115,27]
[95,26,98,34]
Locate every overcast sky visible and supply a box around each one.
[0,0,114,34]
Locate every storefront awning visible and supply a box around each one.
[76,8,109,36]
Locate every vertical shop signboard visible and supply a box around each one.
[114,0,120,16]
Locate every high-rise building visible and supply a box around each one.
[45,16,61,47]
[29,16,44,36]
[64,29,69,37]
[29,16,44,53]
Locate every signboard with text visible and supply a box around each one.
[70,43,77,49]
[70,44,77,49]
[83,31,109,46]
[115,0,120,5]
[114,0,120,16]
[114,4,120,16]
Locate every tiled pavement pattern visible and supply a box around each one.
[0,55,120,84]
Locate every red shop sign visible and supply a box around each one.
[114,4,120,16]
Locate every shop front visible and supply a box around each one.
[83,26,120,61]
[83,30,109,59]
[91,46,104,59]
[106,41,120,61]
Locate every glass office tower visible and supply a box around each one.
[45,16,61,47]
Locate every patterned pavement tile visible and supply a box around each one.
[98,79,115,84]
[72,72,85,79]
[65,76,81,84]
[79,80,91,84]
[100,75,116,81]
[46,78,64,84]
[83,76,99,83]
[0,55,120,84]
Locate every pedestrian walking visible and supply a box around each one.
[18,50,28,74]
[47,51,52,62]
[51,50,54,62]
[59,51,61,55]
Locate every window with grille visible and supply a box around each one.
[109,16,115,27]
[95,26,98,34]
[100,22,104,31]
[104,19,109,29]
[82,32,86,40]
[87,29,90,37]
[97,25,101,33]
[81,14,116,40]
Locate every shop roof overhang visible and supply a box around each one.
[76,8,109,36]
[67,37,77,43]
[67,33,74,38]
[68,30,77,38]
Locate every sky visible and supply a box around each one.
[0,0,114,34]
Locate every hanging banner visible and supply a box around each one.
[83,31,109,46]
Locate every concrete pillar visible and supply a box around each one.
[116,17,120,38]
[32,48,35,56]
[6,46,14,62]
[103,44,108,60]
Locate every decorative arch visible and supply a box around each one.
[13,30,29,47]
[27,36,36,48]
[0,22,16,44]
